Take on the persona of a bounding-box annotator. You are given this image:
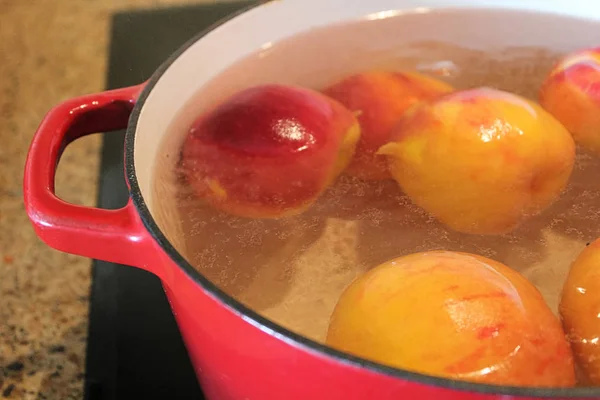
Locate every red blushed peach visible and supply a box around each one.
[560,239,600,385]
[322,71,453,180]
[540,48,600,155]
[378,87,576,235]
[181,84,360,219]
[327,251,576,387]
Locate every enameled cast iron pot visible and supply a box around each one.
[23,0,600,398]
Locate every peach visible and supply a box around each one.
[560,239,600,385]
[322,71,453,180]
[378,87,575,235]
[326,251,576,387]
[181,84,360,218]
[539,48,600,155]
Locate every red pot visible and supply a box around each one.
[23,0,600,398]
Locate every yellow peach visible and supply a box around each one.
[560,239,600,385]
[327,251,576,387]
[378,87,575,234]
[539,48,600,155]
[323,71,453,180]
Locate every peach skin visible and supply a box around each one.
[560,239,600,385]
[322,71,453,180]
[539,48,600,155]
[181,84,360,219]
[378,87,576,234]
[327,251,576,387]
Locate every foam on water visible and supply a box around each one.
[150,21,599,343]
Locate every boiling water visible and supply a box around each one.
[151,20,600,344]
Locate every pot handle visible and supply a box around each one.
[23,84,154,270]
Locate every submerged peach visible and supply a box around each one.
[378,87,575,234]
[323,71,453,180]
[560,239,600,385]
[181,84,360,218]
[539,48,600,155]
[327,251,576,387]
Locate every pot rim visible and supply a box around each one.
[124,1,599,397]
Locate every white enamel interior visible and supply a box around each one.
[134,0,600,220]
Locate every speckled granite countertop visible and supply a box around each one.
[0,1,219,398]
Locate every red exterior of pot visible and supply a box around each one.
[22,87,596,400]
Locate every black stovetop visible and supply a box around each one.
[85,3,254,399]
